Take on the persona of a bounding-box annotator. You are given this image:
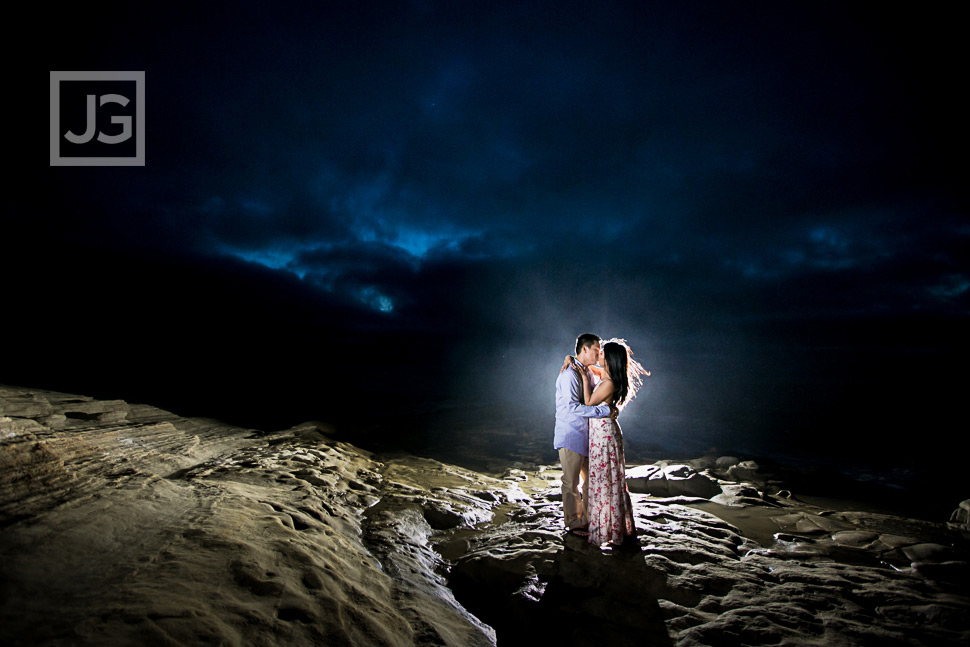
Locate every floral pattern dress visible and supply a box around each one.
[587,416,636,545]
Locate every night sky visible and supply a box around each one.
[20,3,968,474]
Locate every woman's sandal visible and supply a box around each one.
[567,526,590,537]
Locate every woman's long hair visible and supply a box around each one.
[602,339,648,409]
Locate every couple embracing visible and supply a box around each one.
[554,333,648,546]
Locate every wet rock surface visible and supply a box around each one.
[2,386,968,646]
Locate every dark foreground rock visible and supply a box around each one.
[2,385,968,646]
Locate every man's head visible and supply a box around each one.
[574,333,602,366]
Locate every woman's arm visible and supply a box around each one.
[587,378,614,406]
[560,355,574,374]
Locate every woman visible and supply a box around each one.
[571,339,648,546]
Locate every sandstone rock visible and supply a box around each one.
[711,483,768,507]
[0,391,54,418]
[2,385,969,647]
[948,498,969,531]
[727,459,759,482]
[876,533,919,550]
[0,415,46,437]
[0,388,129,424]
[626,463,663,480]
[627,463,722,499]
[58,399,129,423]
[771,511,850,536]
[902,542,955,564]
[0,386,497,647]
[831,530,879,548]
[910,560,970,585]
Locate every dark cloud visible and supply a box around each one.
[25,2,969,470]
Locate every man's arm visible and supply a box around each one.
[564,369,610,418]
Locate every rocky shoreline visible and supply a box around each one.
[2,385,968,646]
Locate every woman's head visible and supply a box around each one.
[603,342,629,406]
[602,339,647,408]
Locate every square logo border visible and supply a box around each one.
[50,71,145,166]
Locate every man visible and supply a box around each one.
[554,333,612,537]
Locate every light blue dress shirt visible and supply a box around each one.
[554,362,611,457]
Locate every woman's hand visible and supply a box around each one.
[572,362,588,382]
[560,355,574,374]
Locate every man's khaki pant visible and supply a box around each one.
[559,447,589,529]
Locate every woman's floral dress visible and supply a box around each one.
[587,416,636,545]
